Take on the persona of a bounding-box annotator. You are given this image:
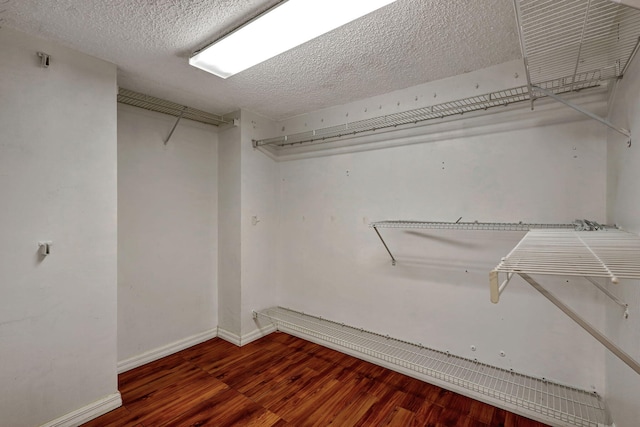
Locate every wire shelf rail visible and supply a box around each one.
[516,0,640,89]
[253,1,640,150]
[372,220,579,231]
[254,306,609,427]
[117,88,230,127]
[512,0,640,143]
[492,230,640,285]
[252,72,605,149]
[371,219,608,266]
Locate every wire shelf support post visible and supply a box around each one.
[533,85,631,146]
[584,276,629,318]
[519,273,640,375]
[372,224,396,266]
[165,106,186,144]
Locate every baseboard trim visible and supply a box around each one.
[241,324,277,345]
[40,392,122,427]
[117,328,218,373]
[217,325,277,347]
[217,327,241,346]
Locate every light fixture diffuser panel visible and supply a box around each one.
[189,0,397,78]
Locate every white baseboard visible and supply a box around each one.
[117,328,218,373]
[217,324,276,347]
[217,327,241,346]
[241,323,277,345]
[40,392,122,427]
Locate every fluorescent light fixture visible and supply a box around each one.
[189,0,397,78]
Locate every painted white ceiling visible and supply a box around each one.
[0,0,521,121]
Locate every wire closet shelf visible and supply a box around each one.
[254,0,640,150]
[492,229,640,287]
[370,219,607,266]
[490,229,640,377]
[117,88,230,127]
[254,306,609,427]
[371,220,586,231]
[516,0,640,92]
[253,72,604,148]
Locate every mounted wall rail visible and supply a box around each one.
[491,230,640,375]
[371,220,603,266]
[252,72,606,149]
[254,306,609,427]
[117,88,231,127]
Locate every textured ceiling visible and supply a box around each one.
[0,0,521,120]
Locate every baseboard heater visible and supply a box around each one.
[254,306,609,427]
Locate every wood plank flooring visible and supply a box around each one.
[83,333,550,426]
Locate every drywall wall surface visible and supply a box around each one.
[276,116,608,392]
[117,104,218,361]
[605,53,640,427]
[239,110,279,336]
[0,27,118,426]
[218,114,242,336]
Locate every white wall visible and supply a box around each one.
[239,110,279,337]
[0,27,118,426]
[605,53,640,427]
[218,115,243,336]
[117,105,218,362]
[272,65,610,392]
[217,110,279,341]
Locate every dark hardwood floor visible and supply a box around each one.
[82,333,549,426]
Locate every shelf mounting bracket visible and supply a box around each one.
[585,276,629,318]
[533,85,631,146]
[519,273,640,375]
[165,106,186,145]
[373,225,396,266]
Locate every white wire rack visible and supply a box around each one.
[371,219,605,266]
[252,73,605,148]
[253,1,640,150]
[515,0,640,88]
[492,230,640,288]
[117,88,230,127]
[490,229,640,376]
[254,306,609,427]
[372,220,579,231]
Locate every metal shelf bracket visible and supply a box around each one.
[533,86,632,146]
[492,230,640,374]
[585,276,629,318]
[519,273,640,375]
[165,107,186,145]
[372,225,396,266]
